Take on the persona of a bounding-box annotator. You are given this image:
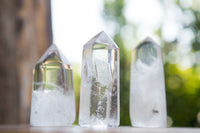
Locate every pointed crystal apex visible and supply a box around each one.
[133,37,162,66]
[135,37,160,50]
[143,37,154,43]
[37,44,71,66]
[83,31,118,49]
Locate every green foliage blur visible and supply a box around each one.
[103,0,200,127]
[73,64,81,125]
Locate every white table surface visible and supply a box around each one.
[0,125,200,133]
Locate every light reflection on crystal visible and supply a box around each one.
[79,31,120,127]
[130,37,167,127]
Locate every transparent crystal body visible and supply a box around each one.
[30,44,75,126]
[79,31,120,128]
[130,37,167,127]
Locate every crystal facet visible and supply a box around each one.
[79,31,120,127]
[30,44,75,126]
[130,37,167,127]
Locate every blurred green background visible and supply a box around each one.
[73,0,200,127]
[102,0,200,127]
[1,0,200,127]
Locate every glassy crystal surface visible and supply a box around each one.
[130,37,167,127]
[30,44,75,126]
[79,31,120,128]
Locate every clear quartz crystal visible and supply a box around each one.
[130,37,167,127]
[79,31,120,128]
[30,44,75,126]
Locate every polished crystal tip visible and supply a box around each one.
[36,44,71,65]
[79,31,120,127]
[83,31,118,49]
[30,44,75,126]
[130,37,167,127]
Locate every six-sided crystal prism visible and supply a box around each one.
[130,37,167,127]
[79,31,120,127]
[30,44,76,126]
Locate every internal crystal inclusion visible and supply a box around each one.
[79,31,119,127]
[133,37,158,66]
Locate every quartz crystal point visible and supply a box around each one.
[30,44,75,126]
[130,37,167,127]
[79,31,120,127]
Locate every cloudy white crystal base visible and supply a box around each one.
[30,89,75,126]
